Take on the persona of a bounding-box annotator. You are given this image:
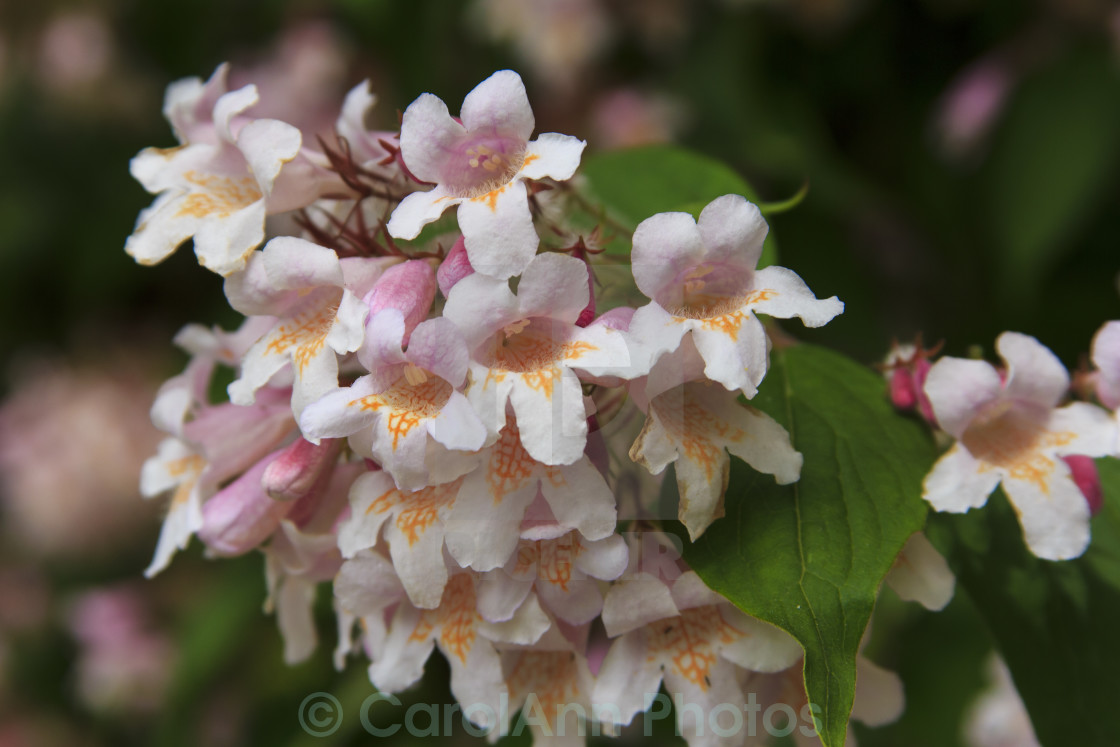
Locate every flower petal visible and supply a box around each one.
[997,331,1069,409]
[696,194,768,271]
[386,185,458,240]
[632,211,706,303]
[924,357,1002,438]
[397,92,466,184]
[1004,466,1092,560]
[520,132,585,181]
[923,443,1001,512]
[457,180,538,279]
[746,265,844,328]
[459,70,535,142]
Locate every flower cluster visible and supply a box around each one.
[127,67,883,743]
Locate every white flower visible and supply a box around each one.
[300,311,486,492]
[476,531,629,626]
[629,335,802,540]
[443,252,632,466]
[593,571,802,747]
[922,331,1117,560]
[627,194,843,396]
[224,237,394,417]
[126,64,331,276]
[387,70,586,279]
[442,414,617,572]
[337,564,551,736]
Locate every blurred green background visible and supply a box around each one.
[0,0,1117,745]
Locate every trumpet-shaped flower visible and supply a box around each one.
[922,332,1117,560]
[300,311,486,491]
[443,252,632,465]
[225,237,394,417]
[629,336,802,540]
[359,570,551,734]
[443,415,617,572]
[627,194,843,396]
[387,70,586,279]
[476,531,629,626]
[126,64,331,276]
[593,571,802,746]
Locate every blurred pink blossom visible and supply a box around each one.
[0,356,161,557]
[36,10,113,91]
[590,88,688,149]
[67,585,175,714]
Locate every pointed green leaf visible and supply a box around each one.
[925,456,1120,746]
[681,344,934,747]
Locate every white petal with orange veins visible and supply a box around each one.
[509,365,587,465]
[885,532,955,611]
[922,443,1002,513]
[457,179,537,279]
[690,314,768,396]
[1003,466,1091,560]
[997,331,1069,410]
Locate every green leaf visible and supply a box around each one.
[926,457,1120,747]
[578,144,778,267]
[682,344,934,747]
[986,47,1120,307]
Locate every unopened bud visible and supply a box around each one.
[437,236,474,297]
[364,259,436,340]
[198,452,292,556]
[1063,455,1103,515]
[261,437,343,501]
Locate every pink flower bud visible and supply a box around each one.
[364,259,436,340]
[1063,455,1103,515]
[437,236,474,297]
[261,437,343,501]
[198,452,292,555]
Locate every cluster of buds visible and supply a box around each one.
[127,66,953,743]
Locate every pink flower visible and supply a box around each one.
[627,194,843,396]
[387,70,586,279]
[922,332,1116,560]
